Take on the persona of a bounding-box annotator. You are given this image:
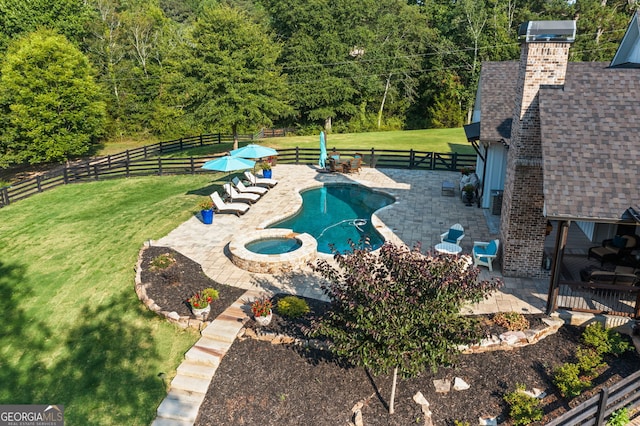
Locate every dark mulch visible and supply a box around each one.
[139,247,640,425]
[140,246,246,321]
[196,301,639,426]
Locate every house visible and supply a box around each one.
[466,14,640,285]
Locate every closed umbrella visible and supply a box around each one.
[319,131,327,169]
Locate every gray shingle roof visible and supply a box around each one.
[479,61,519,141]
[539,62,640,221]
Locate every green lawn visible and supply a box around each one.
[98,128,473,158]
[0,174,222,425]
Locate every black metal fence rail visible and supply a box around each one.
[545,369,640,425]
[556,281,640,318]
[0,139,475,208]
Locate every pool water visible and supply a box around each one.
[245,237,302,255]
[269,184,394,254]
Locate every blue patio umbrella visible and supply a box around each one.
[229,144,278,159]
[201,155,255,172]
[319,131,327,168]
[201,155,256,186]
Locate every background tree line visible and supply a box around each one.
[0,0,636,166]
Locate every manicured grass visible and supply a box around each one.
[0,174,224,425]
[97,128,473,158]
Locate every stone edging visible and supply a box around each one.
[134,245,211,331]
[237,316,566,355]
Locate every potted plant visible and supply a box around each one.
[462,184,475,206]
[199,199,214,224]
[460,166,473,176]
[260,161,273,179]
[187,287,219,316]
[251,296,273,326]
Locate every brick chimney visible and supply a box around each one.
[500,21,576,278]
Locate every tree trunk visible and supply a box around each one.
[378,74,392,129]
[232,124,238,151]
[389,366,398,414]
[324,117,332,132]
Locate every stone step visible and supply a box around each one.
[151,417,194,426]
[201,316,245,343]
[183,343,224,366]
[156,391,203,423]
[176,360,218,380]
[169,373,211,395]
[165,388,206,404]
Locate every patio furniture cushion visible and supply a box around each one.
[613,235,627,248]
[444,228,463,244]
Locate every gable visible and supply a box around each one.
[611,12,640,68]
[478,61,518,142]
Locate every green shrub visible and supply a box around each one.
[582,322,631,356]
[503,384,543,425]
[202,288,219,301]
[493,312,530,331]
[276,296,310,318]
[150,253,175,270]
[607,407,630,426]
[453,421,470,426]
[575,347,604,376]
[553,363,591,397]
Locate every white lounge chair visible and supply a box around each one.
[244,171,278,188]
[210,191,250,216]
[472,239,500,271]
[232,176,268,196]
[223,183,260,204]
[440,223,465,245]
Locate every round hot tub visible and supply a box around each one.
[228,229,317,274]
[246,237,302,255]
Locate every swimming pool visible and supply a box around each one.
[268,184,395,254]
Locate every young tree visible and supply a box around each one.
[0,29,107,167]
[158,4,292,146]
[311,242,502,414]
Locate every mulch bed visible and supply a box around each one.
[140,246,246,321]
[139,246,640,425]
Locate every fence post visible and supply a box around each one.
[594,388,609,425]
[158,158,162,176]
[126,150,130,164]
[0,187,9,206]
[409,149,415,169]
[190,157,195,174]
[370,148,375,168]
[63,167,69,184]
[180,139,183,151]
[295,147,299,164]
[200,135,203,146]
[93,165,99,180]
[452,152,458,171]
[218,133,221,144]
[126,161,130,177]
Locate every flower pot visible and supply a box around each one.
[201,209,214,224]
[191,304,211,317]
[262,169,273,179]
[254,309,273,326]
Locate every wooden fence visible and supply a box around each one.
[0,135,476,208]
[545,369,640,425]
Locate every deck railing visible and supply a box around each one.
[545,369,640,425]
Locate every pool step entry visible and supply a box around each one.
[152,289,260,426]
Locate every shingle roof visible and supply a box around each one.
[539,62,640,221]
[479,61,519,141]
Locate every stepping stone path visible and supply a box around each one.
[151,289,261,426]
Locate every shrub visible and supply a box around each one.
[553,362,591,398]
[150,253,175,270]
[202,288,219,301]
[575,347,604,376]
[276,296,310,318]
[503,384,543,425]
[582,322,631,356]
[493,312,530,331]
[607,407,630,426]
